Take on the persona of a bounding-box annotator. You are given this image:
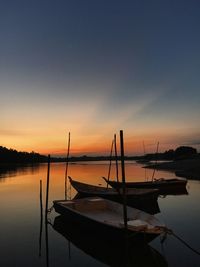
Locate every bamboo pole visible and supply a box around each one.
[143,140,146,155]
[114,134,119,183]
[151,142,159,182]
[44,156,50,266]
[65,132,71,200]
[107,138,114,188]
[45,156,50,266]
[45,155,51,217]
[120,130,127,229]
[40,179,43,217]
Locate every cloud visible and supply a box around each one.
[0,129,27,136]
[182,140,200,146]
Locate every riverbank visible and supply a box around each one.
[145,158,200,179]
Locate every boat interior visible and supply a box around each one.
[56,197,165,233]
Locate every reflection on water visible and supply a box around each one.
[52,215,168,267]
[0,162,200,267]
[159,186,188,197]
[0,163,40,180]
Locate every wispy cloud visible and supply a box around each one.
[0,129,27,136]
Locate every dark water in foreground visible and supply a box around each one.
[0,162,200,267]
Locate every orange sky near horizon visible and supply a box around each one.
[1,90,199,156]
[1,125,198,157]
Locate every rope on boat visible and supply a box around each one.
[47,205,54,213]
[128,226,200,256]
[46,218,53,226]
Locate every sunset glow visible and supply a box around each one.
[1,1,200,156]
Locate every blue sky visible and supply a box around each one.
[0,0,200,155]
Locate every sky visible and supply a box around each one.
[1,0,200,156]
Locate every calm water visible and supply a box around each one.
[0,162,200,267]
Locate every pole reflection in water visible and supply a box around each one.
[45,218,49,267]
[39,180,43,257]
[38,176,49,267]
[52,215,168,267]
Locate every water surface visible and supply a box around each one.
[0,162,199,267]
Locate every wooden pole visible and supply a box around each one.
[40,180,43,218]
[107,139,114,188]
[143,140,146,155]
[45,155,51,217]
[151,142,159,182]
[65,132,71,200]
[40,179,43,218]
[120,130,127,229]
[45,156,50,266]
[114,134,119,183]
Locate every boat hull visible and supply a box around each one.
[53,200,160,244]
[69,177,160,214]
[104,178,188,195]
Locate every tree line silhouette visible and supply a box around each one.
[141,146,198,161]
[0,145,198,165]
[0,146,47,164]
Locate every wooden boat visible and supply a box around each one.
[69,176,159,199]
[73,192,160,215]
[68,176,160,214]
[53,197,166,243]
[53,215,168,267]
[102,176,188,195]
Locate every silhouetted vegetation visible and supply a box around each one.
[174,146,197,160]
[0,146,136,165]
[136,146,198,161]
[0,145,198,165]
[49,155,137,162]
[0,146,47,164]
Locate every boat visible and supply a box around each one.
[102,176,188,195]
[53,197,166,243]
[53,215,168,267]
[68,176,160,214]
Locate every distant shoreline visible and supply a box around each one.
[1,157,200,180]
[145,158,200,180]
[0,156,137,167]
